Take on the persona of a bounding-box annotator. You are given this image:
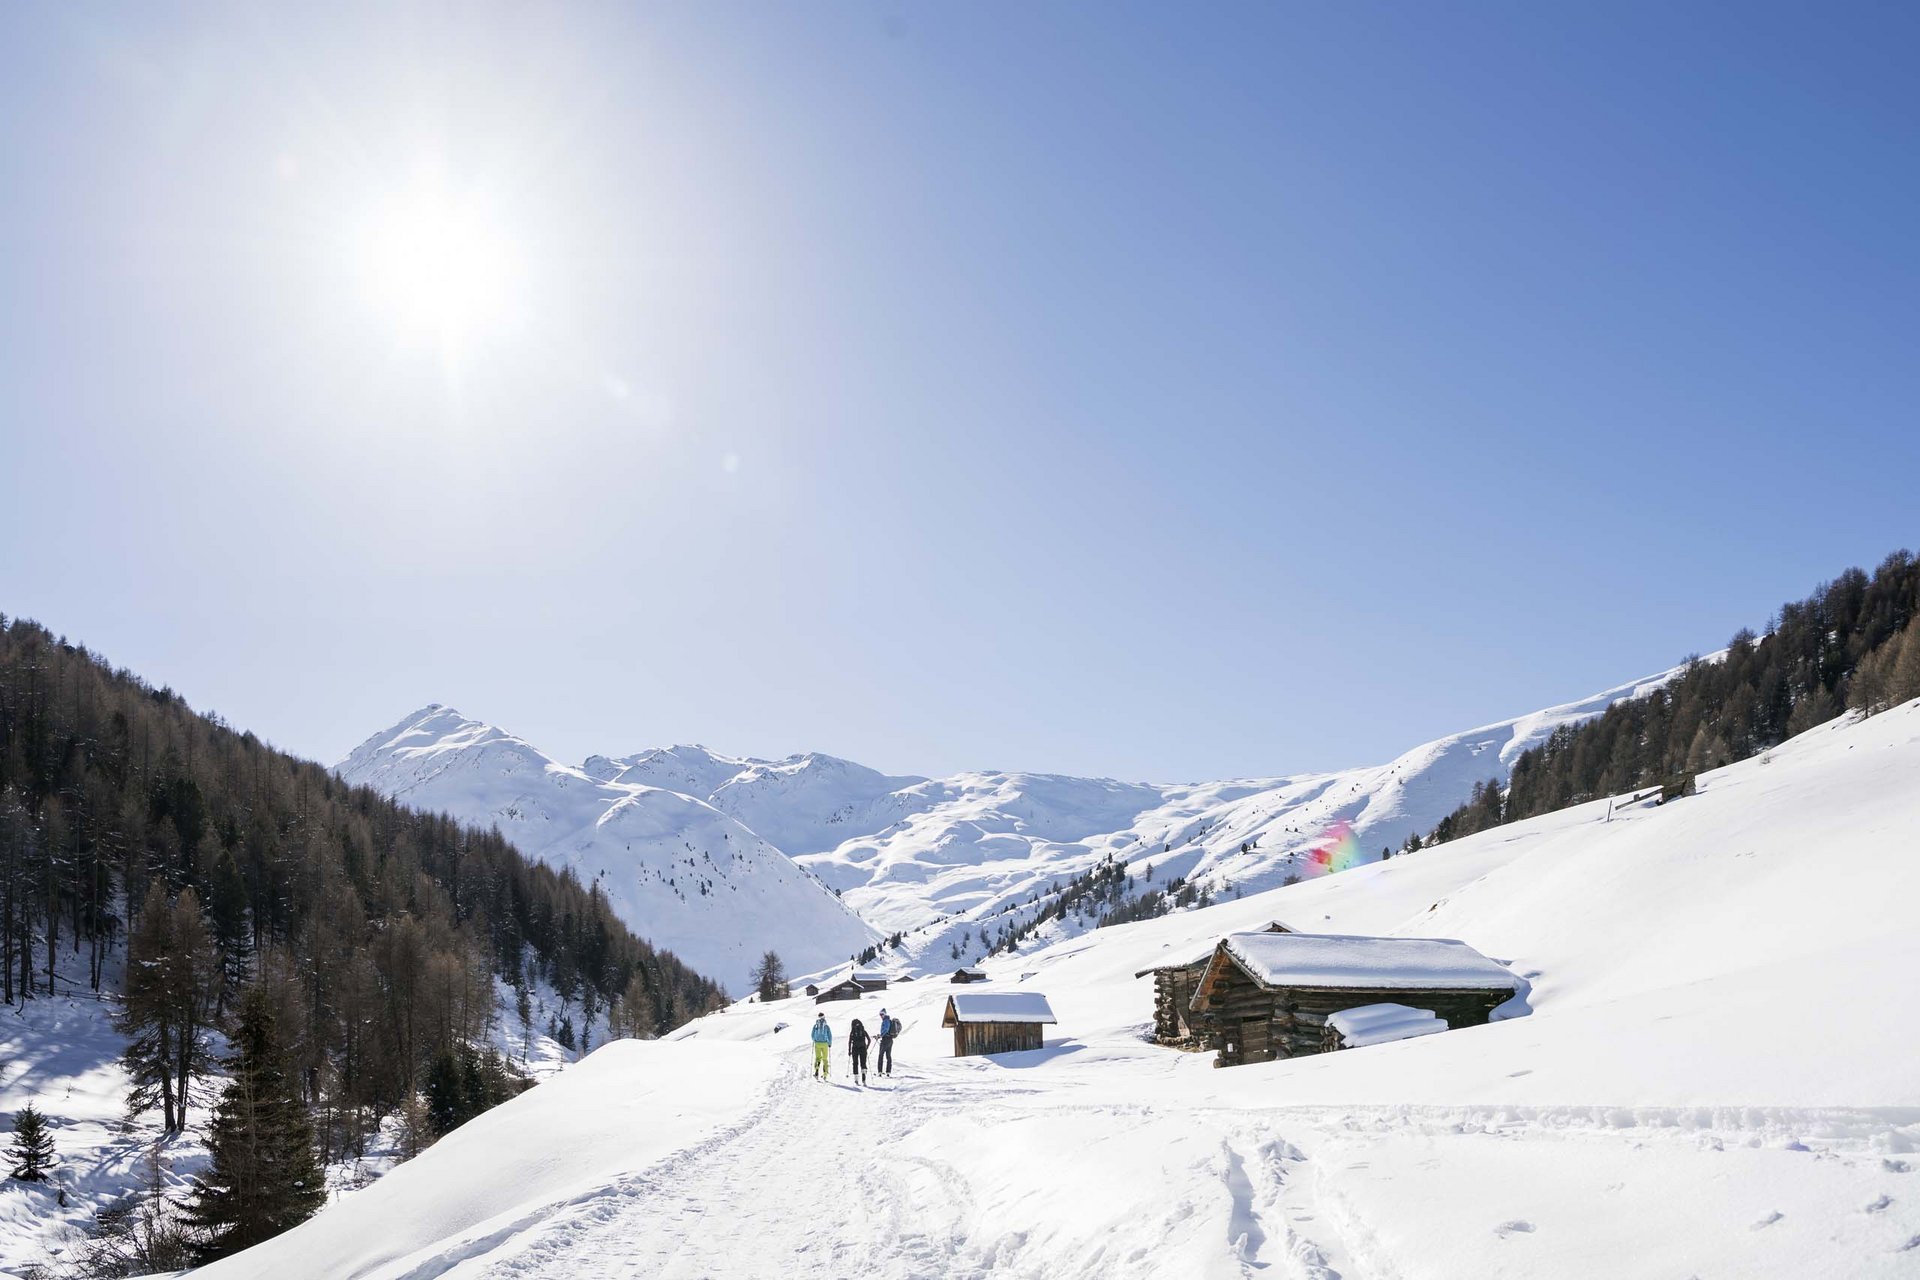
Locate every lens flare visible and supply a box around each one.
[1303,819,1365,876]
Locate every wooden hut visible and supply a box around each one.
[940,990,1057,1057]
[852,972,889,992]
[950,968,987,984]
[1191,932,1518,1067]
[803,984,820,998]
[813,978,865,1004]
[1134,922,1295,1047]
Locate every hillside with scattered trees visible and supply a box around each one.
[1424,550,1920,845]
[0,614,725,1179]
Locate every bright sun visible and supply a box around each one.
[354,183,520,350]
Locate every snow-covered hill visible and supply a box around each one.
[336,707,879,988]
[220,699,1920,1278]
[341,669,1680,983]
[803,666,1687,947]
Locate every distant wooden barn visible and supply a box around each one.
[813,978,865,1004]
[1191,932,1518,1067]
[950,968,987,984]
[941,990,1057,1057]
[852,972,888,992]
[803,984,820,998]
[1134,922,1295,1047]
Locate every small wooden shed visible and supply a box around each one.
[941,990,1058,1057]
[852,972,889,992]
[803,984,820,998]
[1134,922,1295,1047]
[950,968,987,984]
[813,978,865,1004]
[1191,931,1518,1067]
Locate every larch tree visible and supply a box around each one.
[751,950,789,1003]
[118,882,216,1133]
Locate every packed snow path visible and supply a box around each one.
[399,1041,1356,1280]
[374,1030,1920,1280]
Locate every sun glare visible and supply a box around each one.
[353,183,520,351]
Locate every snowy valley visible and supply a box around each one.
[197,694,1920,1279]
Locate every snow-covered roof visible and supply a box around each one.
[943,991,1058,1025]
[1326,1002,1448,1048]
[1133,921,1298,978]
[1134,943,1217,979]
[1219,932,1517,992]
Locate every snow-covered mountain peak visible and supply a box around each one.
[336,711,878,985]
[342,660,1693,982]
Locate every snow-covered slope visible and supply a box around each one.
[233,699,1920,1279]
[803,665,1685,955]
[336,707,879,988]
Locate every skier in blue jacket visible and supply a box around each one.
[810,1013,832,1079]
[875,1009,898,1077]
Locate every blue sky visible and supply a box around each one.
[2,3,1916,780]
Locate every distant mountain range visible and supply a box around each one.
[338,667,1681,989]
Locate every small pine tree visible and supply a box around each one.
[8,1102,55,1182]
[424,1051,465,1137]
[183,986,325,1262]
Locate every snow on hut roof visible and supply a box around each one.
[943,991,1058,1025]
[1134,922,1297,979]
[1326,1002,1448,1048]
[1134,943,1217,979]
[1221,932,1517,991]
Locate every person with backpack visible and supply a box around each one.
[875,1009,898,1077]
[810,1013,832,1080]
[847,1017,871,1085]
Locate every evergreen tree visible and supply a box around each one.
[183,986,325,1262]
[424,1051,465,1137]
[7,1102,55,1182]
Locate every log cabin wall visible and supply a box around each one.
[1149,963,1213,1047]
[952,1021,1045,1057]
[1203,959,1513,1066]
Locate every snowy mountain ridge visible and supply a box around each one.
[336,707,880,988]
[339,665,1687,984]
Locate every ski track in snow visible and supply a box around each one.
[401,1044,1358,1280]
[379,1038,1920,1280]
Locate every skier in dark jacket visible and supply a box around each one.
[847,1018,871,1085]
[875,1009,898,1077]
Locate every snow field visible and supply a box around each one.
[191,1039,779,1280]
[259,698,1920,1278]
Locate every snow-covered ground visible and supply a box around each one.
[245,697,1920,1278]
[0,961,594,1276]
[0,994,213,1277]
